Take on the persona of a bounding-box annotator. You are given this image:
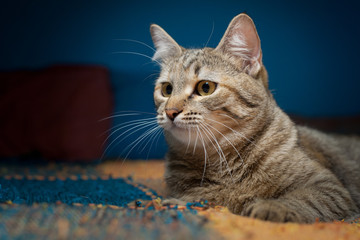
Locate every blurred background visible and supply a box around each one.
[1,0,359,161]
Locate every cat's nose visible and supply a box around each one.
[165,108,182,121]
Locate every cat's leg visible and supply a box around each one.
[242,198,305,222]
[167,184,257,214]
[242,180,358,223]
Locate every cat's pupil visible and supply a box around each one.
[202,82,210,93]
[166,84,172,95]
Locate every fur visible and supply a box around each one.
[150,13,360,223]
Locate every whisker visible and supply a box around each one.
[185,127,192,154]
[200,123,234,182]
[215,113,240,126]
[100,111,157,121]
[197,126,208,187]
[121,125,161,162]
[204,122,244,167]
[107,116,157,132]
[112,51,161,65]
[207,118,260,150]
[104,117,157,140]
[102,120,157,159]
[146,127,163,160]
[114,38,156,52]
[153,127,163,150]
[192,129,199,155]
[100,113,142,122]
[139,126,162,154]
[142,72,160,82]
[204,21,215,48]
[199,124,225,173]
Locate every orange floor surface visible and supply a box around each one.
[99,160,360,240]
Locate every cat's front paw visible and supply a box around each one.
[226,195,255,215]
[243,200,303,223]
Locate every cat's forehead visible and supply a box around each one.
[156,49,219,84]
[179,49,206,69]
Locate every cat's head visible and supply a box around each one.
[151,13,272,146]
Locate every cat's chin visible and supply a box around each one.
[165,124,201,146]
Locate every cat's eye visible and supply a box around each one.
[161,82,173,97]
[196,81,217,96]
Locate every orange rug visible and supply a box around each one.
[100,160,360,240]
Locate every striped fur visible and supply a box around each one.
[151,13,360,223]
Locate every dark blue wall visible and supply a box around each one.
[1,0,360,159]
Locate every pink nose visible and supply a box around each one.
[165,108,182,121]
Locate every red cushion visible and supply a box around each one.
[0,65,113,162]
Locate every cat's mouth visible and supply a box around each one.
[166,120,200,131]
[166,123,202,145]
[158,113,202,129]
[157,114,203,142]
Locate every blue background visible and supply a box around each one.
[1,0,360,159]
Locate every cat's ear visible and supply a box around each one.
[150,24,182,62]
[215,13,262,77]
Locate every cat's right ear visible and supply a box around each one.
[150,24,182,62]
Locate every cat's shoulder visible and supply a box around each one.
[296,125,360,166]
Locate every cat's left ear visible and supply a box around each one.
[150,24,182,62]
[215,13,262,77]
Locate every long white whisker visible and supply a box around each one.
[215,113,240,126]
[185,127,192,154]
[100,111,157,121]
[204,21,215,48]
[143,72,160,82]
[112,51,161,65]
[197,126,208,187]
[153,127,163,150]
[103,121,157,158]
[146,127,163,160]
[121,125,159,157]
[200,123,234,182]
[113,110,157,115]
[100,113,141,122]
[114,38,156,52]
[207,118,260,150]
[122,125,161,162]
[139,126,162,154]
[103,118,157,143]
[104,117,157,136]
[199,124,225,173]
[192,129,199,155]
[204,122,244,167]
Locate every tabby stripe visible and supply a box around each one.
[221,84,259,108]
[182,52,200,70]
[318,186,353,206]
[183,58,197,70]
[194,64,201,76]
[304,198,324,218]
[241,116,271,155]
[322,191,346,215]
[237,118,274,180]
[220,107,245,120]
[275,176,300,196]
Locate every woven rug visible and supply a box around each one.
[0,160,359,240]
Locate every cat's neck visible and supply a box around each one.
[165,104,297,181]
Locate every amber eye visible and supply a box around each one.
[161,82,173,97]
[196,81,217,96]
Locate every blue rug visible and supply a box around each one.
[0,161,218,240]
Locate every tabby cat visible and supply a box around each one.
[150,13,360,223]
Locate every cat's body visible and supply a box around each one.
[150,13,360,223]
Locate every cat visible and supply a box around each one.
[149,13,360,223]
